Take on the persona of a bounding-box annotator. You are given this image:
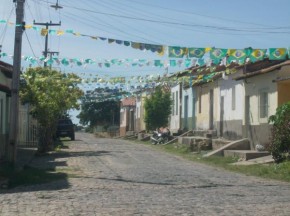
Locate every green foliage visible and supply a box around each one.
[267,102,290,163]
[144,86,172,130]
[20,67,83,152]
[78,100,120,127]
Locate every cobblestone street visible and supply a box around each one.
[1,132,290,216]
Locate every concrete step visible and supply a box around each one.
[224,150,270,161]
[232,155,274,165]
[212,139,232,150]
[178,136,212,151]
[203,138,250,157]
[192,130,217,138]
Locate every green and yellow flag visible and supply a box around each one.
[210,48,227,64]
[188,48,205,58]
[227,49,247,64]
[269,48,287,60]
[168,46,187,58]
[249,49,267,62]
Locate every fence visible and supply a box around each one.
[18,104,38,147]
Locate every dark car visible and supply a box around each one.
[56,119,75,140]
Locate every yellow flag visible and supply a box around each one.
[205,47,212,53]
[157,46,165,56]
[24,25,33,29]
[41,28,48,36]
[57,30,64,36]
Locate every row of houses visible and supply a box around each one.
[120,59,290,149]
[0,60,37,162]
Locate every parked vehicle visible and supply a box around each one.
[151,128,170,144]
[56,118,75,140]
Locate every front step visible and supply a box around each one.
[224,150,270,161]
[178,136,212,151]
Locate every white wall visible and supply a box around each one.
[219,76,244,122]
[170,84,181,133]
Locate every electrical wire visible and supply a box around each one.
[24,31,41,66]
[0,7,15,46]
[31,0,290,34]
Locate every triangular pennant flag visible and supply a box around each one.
[108,39,115,43]
[57,30,65,36]
[124,41,130,46]
[41,28,48,36]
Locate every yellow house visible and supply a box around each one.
[234,59,290,148]
[192,65,226,133]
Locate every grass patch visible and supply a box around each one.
[134,140,290,182]
[0,164,67,189]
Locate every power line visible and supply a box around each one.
[31,0,290,34]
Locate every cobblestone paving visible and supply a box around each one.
[1,132,290,216]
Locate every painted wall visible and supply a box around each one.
[218,72,244,140]
[169,84,181,133]
[135,95,146,132]
[277,65,290,106]
[244,71,278,148]
[181,86,196,130]
[195,81,219,131]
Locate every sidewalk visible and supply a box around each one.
[15,146,38,169]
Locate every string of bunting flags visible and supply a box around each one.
[1,19,290,64]
[0,48,289,68]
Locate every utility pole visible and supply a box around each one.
[33,21,61,67]
[8,0,25,163]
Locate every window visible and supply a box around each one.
[259,91,268,118]
[232,86,236,110]
[199,92,202,113]
[175,91,178,115]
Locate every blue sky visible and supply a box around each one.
[1,0,290,123]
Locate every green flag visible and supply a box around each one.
[168,46,187,58]
[227,49,247,64]
[249,49,267,62]
[188,48,205,58]
[185,59,192,67]
[170,60,177,67]
[210,48,227,64]
[269,48,287,60]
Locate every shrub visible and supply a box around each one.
[267,102,290,163]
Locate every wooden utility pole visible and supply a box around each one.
[8,0,25,163]
[33,21,61,67]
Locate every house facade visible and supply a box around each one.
[119,97,136,137]
[135,92,147,132]
[181,85,196,131]
[0,61,12,160]
[170,83,181,134]
[217,71,245,140]
[234,60,290,148]
[194,79,219,131]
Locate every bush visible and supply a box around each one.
[267,102,290,163]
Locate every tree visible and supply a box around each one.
[20,67,83,152]
[144,86,172,131]
[267,102,290,163]
[78,99,120,128]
